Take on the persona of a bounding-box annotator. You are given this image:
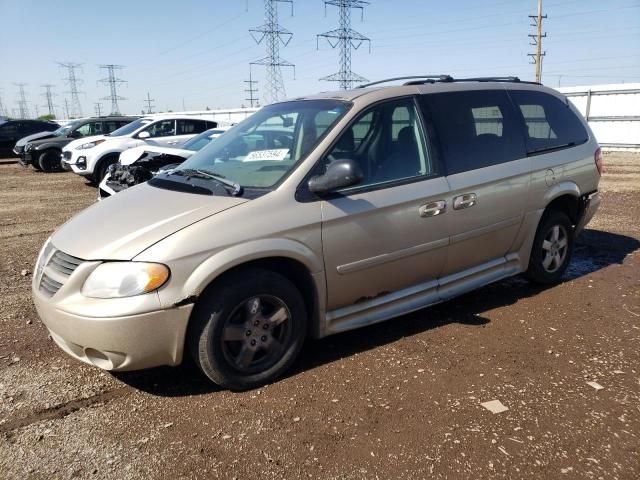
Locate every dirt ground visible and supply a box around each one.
[0,152,638,480]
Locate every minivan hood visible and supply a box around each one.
[51,182,248,260]
[16,131,57,147]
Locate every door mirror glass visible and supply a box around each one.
[308,158,363,194]
[138,131,150,139]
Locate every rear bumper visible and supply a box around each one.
[576,191,601,235]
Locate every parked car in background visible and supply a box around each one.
[21,116,137,172]
[32,77,601,390]
[98,127,230,198]
[61,116,219,183]
[0,119,59,157]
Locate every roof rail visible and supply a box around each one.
[357,75,453,88]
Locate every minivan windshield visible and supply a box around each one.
[53,120,82,136]
[172,100,350,189]
[109,118,151,137]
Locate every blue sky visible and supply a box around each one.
[1,0,639,117]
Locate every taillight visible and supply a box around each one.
[594,147,603,176]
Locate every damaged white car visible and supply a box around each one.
[98,127,229,199]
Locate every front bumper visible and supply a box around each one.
[33,289,193,371]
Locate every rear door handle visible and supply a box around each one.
[453,193,477,210]
[419,200,446,217]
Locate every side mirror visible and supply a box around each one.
[138,131,150,139]
[69,130,82,138]
[308,158,363,194]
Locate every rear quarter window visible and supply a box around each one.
[420,90,527,175]
[508,90,589,154]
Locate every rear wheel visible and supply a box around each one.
[37,150,61,172]
[525,210,574,284]
[188,268,307,390]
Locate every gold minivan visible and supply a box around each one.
[33,77,602,390]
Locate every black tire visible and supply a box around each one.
[93,155,118,184]
[37,150,62,172]
[525,210,574,284]
[187,268,307,391]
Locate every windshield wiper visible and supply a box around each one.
[172,168,243,196]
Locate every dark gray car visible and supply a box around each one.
[21,116,137,171]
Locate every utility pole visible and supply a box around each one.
[98,64,127,115]
[63,98,70,119]
[144,92,155,114]
[41,84,57,117]
[13,83,30,119]
[58,62,84,117]
[0,89,8,118]
[244,66,259,108]
[250,0,295,104]
[94,102,103,117]
[317,1,371,90]
[528,0,547,83]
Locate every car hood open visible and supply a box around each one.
[51,182,248,260]
[119,145,193,165]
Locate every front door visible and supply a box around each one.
[318,97,450,322]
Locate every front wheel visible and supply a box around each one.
[188,268,307,390]
[37,150,61,172]
[525,210,574,284]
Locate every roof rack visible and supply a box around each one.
[357,75,453,88]
[358,75,541,88]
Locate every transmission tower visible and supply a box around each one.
[250,0,295,104]
[244,66,259,108]
[0,89,8,117]
[94,102,103,117]
[528,0,547,83]
[318,0,371,90]
[13,83,30,119]
[98,64,127,115]
[41,84,57,117]
[58,62,84,118]
[144,92,155,114]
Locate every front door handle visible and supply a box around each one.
[167,141,179,145]
[453,193,477,210]
[419,200,446,217]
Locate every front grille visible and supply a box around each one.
[39,249,84,297]
[62,151,72,160]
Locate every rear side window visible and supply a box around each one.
[508,90,588,154]
[177,119,209,135]
[420,90,526,175]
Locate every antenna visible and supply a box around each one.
[41,84,57,117]
[144,92,155,114]
[250,0,295,104]
[13,83,30,119]
[58,62,84,118]
[244,66,259,108]
[98,64,127,115]
[317,0,371,90]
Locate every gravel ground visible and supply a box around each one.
[0,152,638,479]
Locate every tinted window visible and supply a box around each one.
[177,119,208,135]
[509,90,589,154]
[421,90,526,175]
[75,122,103,137]
[143,119,176,138]
[322,97,432,189]
[0,123,19,137]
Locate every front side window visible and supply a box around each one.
[143,119,176,138]
[109,118,152,137]
[421,90,526,175]
[75,122,103,137]
[170,99,350,189]
[509,90,589,154]
[320,97,432,189]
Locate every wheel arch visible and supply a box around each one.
[542,181,581,224]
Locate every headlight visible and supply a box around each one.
[35,237,53,278]
[25,144,33,152]
[76,139,105,150]
[82,262,170,299]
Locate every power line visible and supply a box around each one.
[528,0,547,83]
[58,62,84,118]
[94,102,103,117]
[244,66,259,108]
[13,83,30,119]
[317,0,371,90]
[144,92,155,114]
[41,84,57,117]
[250,0,295,104]
[98,64,127,115]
